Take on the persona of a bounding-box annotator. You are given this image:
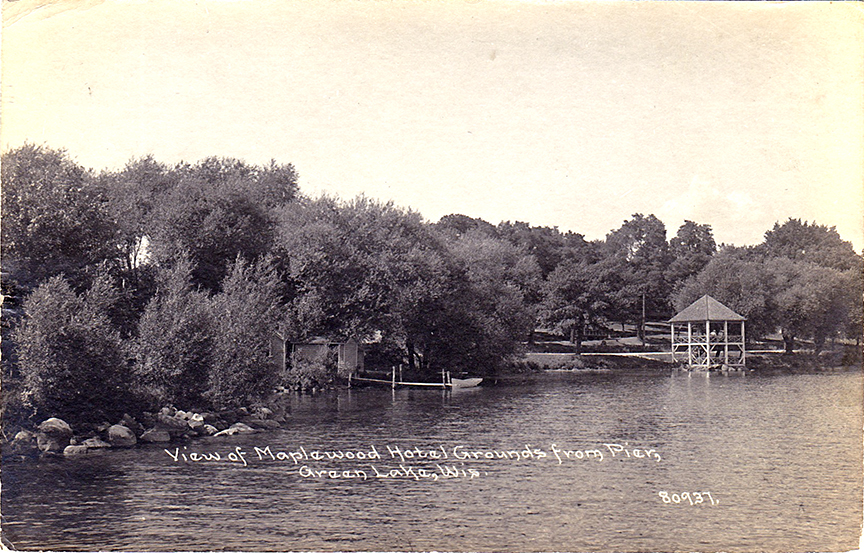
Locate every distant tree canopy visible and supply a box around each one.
[3,144,861,423]
[1,144,118,287]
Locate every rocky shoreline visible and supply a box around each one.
[5,404,285,461]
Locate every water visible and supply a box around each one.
[3,368,862,552]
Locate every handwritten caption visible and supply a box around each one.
[163,443,662,481]
[658,491,717,506]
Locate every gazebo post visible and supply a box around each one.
[741,321,746,365]
[670,323,676,362]
[689,322,694,366]
[705,320,710,369]
[724,320,729,366]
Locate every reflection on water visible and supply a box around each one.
[3,369,862,552]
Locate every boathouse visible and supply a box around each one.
[269,333,364,375]
[669,295,746,370]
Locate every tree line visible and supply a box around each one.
[2,144,861,425]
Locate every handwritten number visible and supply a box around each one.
[658,491,716,506]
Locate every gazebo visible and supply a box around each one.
[669,295,746,370]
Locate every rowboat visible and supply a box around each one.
[449,377,483,389]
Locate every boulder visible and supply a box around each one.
[82,437,112,449]
[253,407,274,419]
[38,417,73,439]
[188,419,207,435]
[202,424,218,436]
[213,422,257,437]
[159,406,176,417]
[14,430,35,442]
[120,414,144,436]
[140,429,171,443]
[217,410,240,425]
[155,414,191,437]
[229,422,256,433]
[9,430,39,457]
[37,418,73,454]
[107,424,137,448]
[63,445,90,456]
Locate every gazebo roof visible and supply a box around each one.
[669,294,745,323]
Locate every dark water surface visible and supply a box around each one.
[3,368,862,552]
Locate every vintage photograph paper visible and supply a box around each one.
[1,1,862,552]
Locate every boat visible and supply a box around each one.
[449,377,483,389]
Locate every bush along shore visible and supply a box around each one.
[4,404,285,461]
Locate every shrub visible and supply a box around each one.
[13,274,130,424]
[283,348,337,391]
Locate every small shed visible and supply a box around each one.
[669,295,746,370]
[270,333,364,375]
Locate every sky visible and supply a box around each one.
[3,0,863,250]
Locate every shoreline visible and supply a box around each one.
[4,349,860,463]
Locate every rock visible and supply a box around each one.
[14,430,35,442]
[213,422,257,437]
[253,407,274,419]
[120,414,143,436]
[202,412,219,425]
[63,445,90,456]
[213,427,237,437]
[139,411,157,428]
[188,419,207,435]
[38,418,73,439]
[140,429,171,443]
[82,438,112,449]
[107,424,137,448]
[37,418,73,454]
[9,430,38,457]
[242,418,280,430]
[202,424,218,436]
[190,412,205,422]
[217,410,240,425]
[159,406,176,417]
[229,422,256,433]
[156,414,191,437]
[175,410,188,420]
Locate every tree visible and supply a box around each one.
[133,255,214,408]
[603,214,671,333]
[444,230,541,371]
[497,221,569,278]
[766,257,851,353]
[672,251,775,340]
[13,272,129,424]
[667,221,716,288]
[147,157,298,292]
[1,144,118,287]
[541,258,610,353]
[436,214,498,238]
[761,218,860,271]
[99,155,173,275]
[207,256,284,407]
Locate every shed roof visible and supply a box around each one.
[669,294,745,323]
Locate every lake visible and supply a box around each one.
[2,367,862,552]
